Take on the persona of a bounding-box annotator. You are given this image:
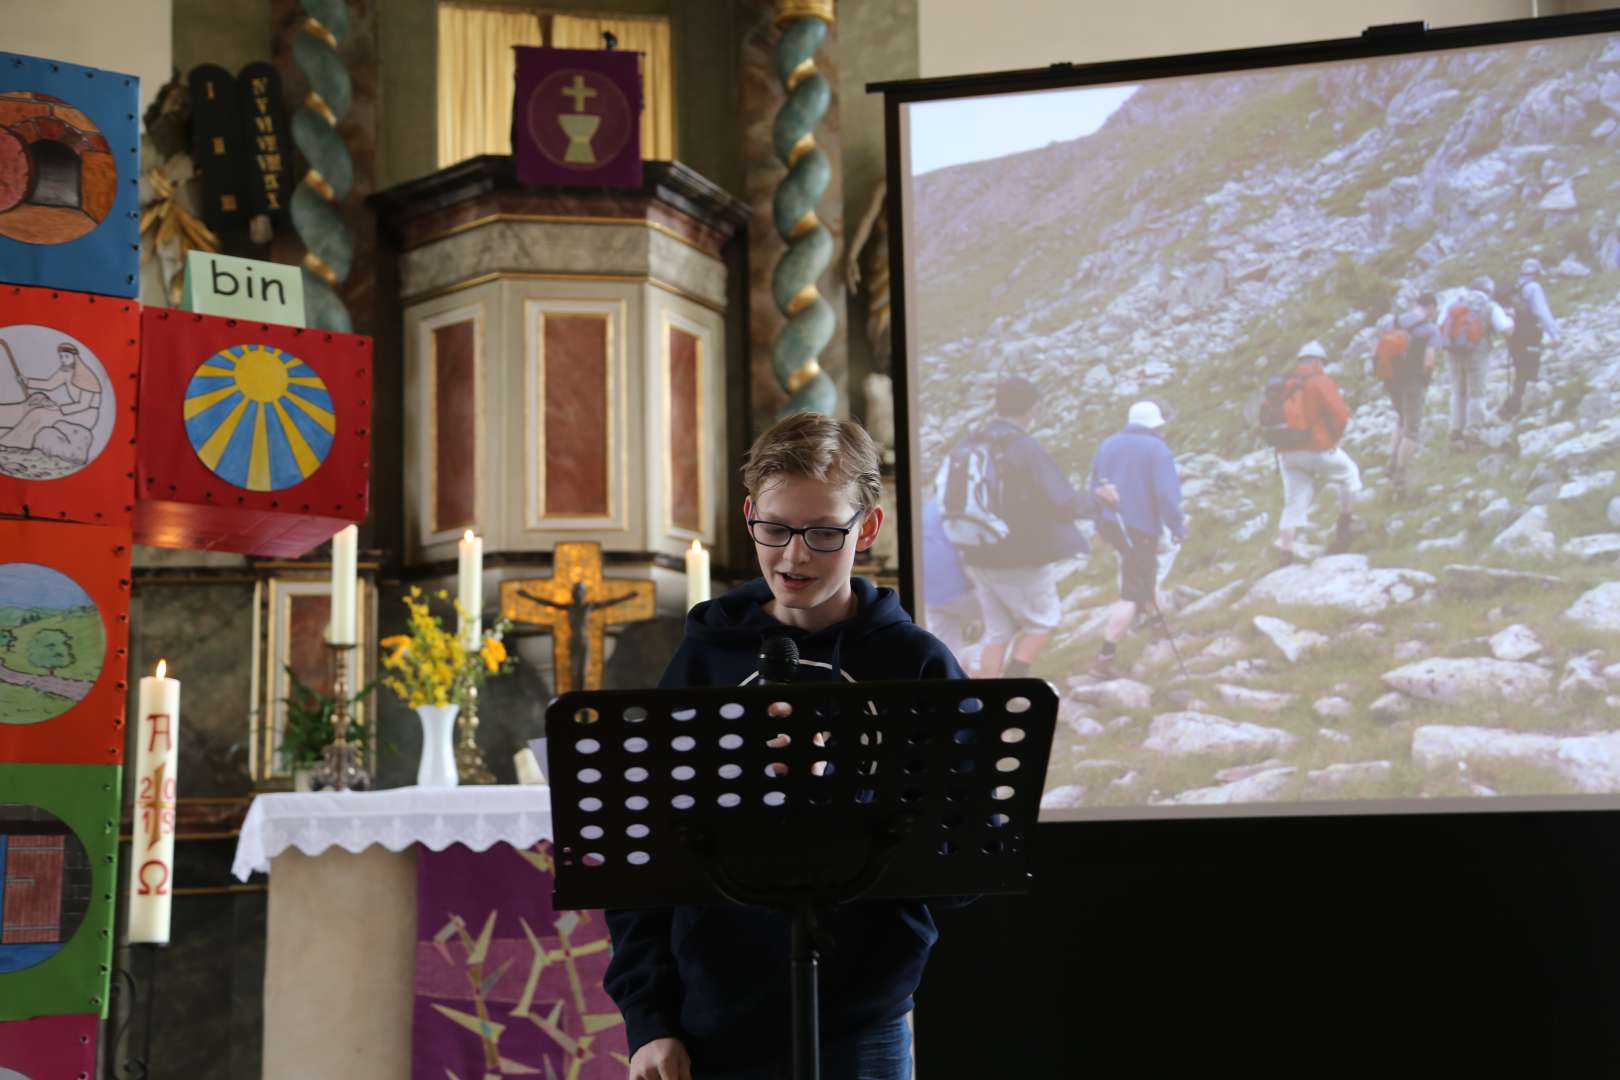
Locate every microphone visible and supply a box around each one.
[757,634,799,685]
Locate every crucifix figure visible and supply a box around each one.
[501,542,654,694]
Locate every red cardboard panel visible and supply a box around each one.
[135,309,371,557]
[0,286,138,527]
[0,520,129,766]
[0,1012,99,1075]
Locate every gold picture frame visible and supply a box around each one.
[249,576,377,783]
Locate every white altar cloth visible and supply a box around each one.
[232,784,554,879]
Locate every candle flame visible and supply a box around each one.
[691,539,703,553]
[464,529,475,542]
[155,659,167,679]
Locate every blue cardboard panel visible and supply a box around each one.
[0,52,141,299]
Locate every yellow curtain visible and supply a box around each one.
[437,3,544,168]
[550,13,676,162]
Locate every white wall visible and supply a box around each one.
[8,0,174,111]
[919,0,1538,77]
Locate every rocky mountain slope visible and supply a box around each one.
[912,36,1620,808]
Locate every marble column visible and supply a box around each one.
[740,0,847,434]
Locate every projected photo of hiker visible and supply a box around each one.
[907,32,1620,813]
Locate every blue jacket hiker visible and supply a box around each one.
[1088,417,1186,544]
[603,576,966,1075]
[960,416,1098,570]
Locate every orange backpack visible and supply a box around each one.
[1373,327,1411,381]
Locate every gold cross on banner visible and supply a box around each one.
[501,542,654,694]
[563,74,597,112]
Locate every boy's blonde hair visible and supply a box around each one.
[742,412,882,512]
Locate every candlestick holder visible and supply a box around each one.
[455,685,497,785]
[314,643,370,792]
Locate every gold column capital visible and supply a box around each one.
[775,0,834,27]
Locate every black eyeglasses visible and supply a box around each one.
[748,511,864,553]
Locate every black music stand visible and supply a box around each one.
[544,677,1058,1080]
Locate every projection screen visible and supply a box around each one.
[890,13,1620,820]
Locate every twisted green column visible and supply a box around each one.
[289,0,355,332]
[770,1,837,416]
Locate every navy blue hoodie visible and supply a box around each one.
[602,576,965,1071]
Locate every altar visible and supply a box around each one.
[234,786,629,1079]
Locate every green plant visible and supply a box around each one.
[277,664,382,770]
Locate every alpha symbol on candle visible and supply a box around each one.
[147,712,175,753]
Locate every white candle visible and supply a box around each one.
[329,525,358,646]
[514,747,546,786]
[458,530,483,648]
[128,659,180,945]
[685,539,711,610]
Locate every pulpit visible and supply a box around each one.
[371,158,751,619]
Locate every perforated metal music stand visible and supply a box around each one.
[544,677,1058,1080]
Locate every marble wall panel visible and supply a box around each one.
[400,222,652,299]
[542,315,611,518]
[400,221,728,311]
[667,326,702,534]
[431,319,477,532]
[124,583,255,797]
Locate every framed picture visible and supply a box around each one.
[248,576,376,783]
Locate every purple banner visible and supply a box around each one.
[514,47,642,189]
[413,840,630,1078]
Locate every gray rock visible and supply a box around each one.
[1180,579,1247,618]
[1143,712,1299,756]
[1559,470,1616,499]
[1547,418,1620,468]
[1214,684,1297,713]
[1442,564,1564,593]
[1252,615,1329,663]
[1307,760,1394,788]
[1539,180,1578,210]
[1392,640,1428,662]
[1082,363,1111,393]
[1319,727,1352,744]
[1382,657,1554,705]
[1609,496,1620,528]
[1233,512,1270,543]
[1519,421,1578,459]
[1369,691,1412,722]
[1555,255,1593,277]
[1526,482,1562,506]
[1566,582,1620,632]
[1478,497,1517,530]
[1247,555,1434,615]
[1313,696,1354,719]
[1489,624,1543,662]
[1564,534,1620,560]
[1417,532,1468,552]
[1412,726,1620,793]
[1575,397,1616,434]
[1067,677,1154,712]
[1215,760,1288,783]
[1162,767,1295,805]
[1201,635,1247,660]
[1040,784,1086,810]
[1559,653,1609,704]
[1491,506,1557,558]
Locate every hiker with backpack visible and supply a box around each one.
[1262,340,1362,564]
[1086,400,1186,679]
[936,375,1116,678]
[1440,275,1515,447]
[1498,257,1562,419]
[1372,292,1441,498]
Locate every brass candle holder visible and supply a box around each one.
[455,685,497,785]
[314,643,370,792]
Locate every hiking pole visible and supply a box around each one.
[1147,597,1192,684]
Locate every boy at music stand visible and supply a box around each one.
[605,413,966,1080]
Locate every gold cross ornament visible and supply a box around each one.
[501,542,654,694]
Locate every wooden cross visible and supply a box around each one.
[500,542,654,695]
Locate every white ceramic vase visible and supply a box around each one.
[415,703,461,788]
